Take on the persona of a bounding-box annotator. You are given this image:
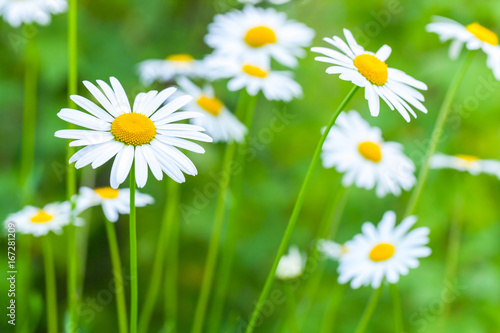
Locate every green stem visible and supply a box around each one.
[320,283,346,333]
[390,284,403,333]
[104,216,128,333]
[283,283,299,333]
[139,179,179,333]
[67,225,79,332]
[43,236,58,333]
[130,162,138,333]
[354,284,384,333]
[191,91,257,333]
[404,51,475,217]
[244,86,359,333]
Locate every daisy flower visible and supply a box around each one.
[176,77,247,143]
[338,211,431,289]
[317,239,345,260]
[430,153,500,178]
[55,77,212,189]
[275,246,306,280]
[76,186,154,222]
[137,54,205,86]
[4,201,81,237]
[0,0,67,27]
[321,110,416,197]
[312,29,428,122]
[426,16,500,79]
[205,5,314,68]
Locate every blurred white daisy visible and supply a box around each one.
[321,110,416,197]
[205,5,314,68]
[238,0,291,4]
[312,29,428,122]
[275,246,306,280]
[338,211,431,289]
[76,186,154,222]
[137,54,205,86]
[4,201,81,237]
[205,55,302,101]
[430,153,500,178]
[55,77,212,189]
[317,239,345,260]
[426,16,500,79]
[0,0,67,27]
[176,77,247,143]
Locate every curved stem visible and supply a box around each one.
[390,284,403,333]
[404,51,475,217]
[130,162,138,333]
[104,217,128,333]
[354,284,384,333]
[42,236,58,333]
[245,86,359,333]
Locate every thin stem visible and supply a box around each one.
[104,216,128,333]
[283,283,299,333]
[320,283,346,333]
[130,162,138,333]
[404,51,475,217]
[245,86,359,333]
[354,284,384,333]
[42,236,58,333]
[390,284,403,333]
[191,91,257,333]
[139,179,179,333]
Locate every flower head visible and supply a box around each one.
[137,54,206,86]
[55,77,212,189]
[276,246,306,280]
[0,0,67,27]
[317,239,345,260]
[321,111,416,197]
[312,29,428,122]
[430,153,500,178]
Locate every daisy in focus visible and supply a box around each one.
[205,5,314,68]
[430,153,500,178]
[321,110,416,197]
[55,77,212,189]
[426,17,500,79]
[137,54,205,86]
[275,246,306,280]
[312,29,428,122]
[76,186,154,222]
[4,201,81,237]
[338,211,431,289]
[0,0,67,27]
[176,77,247,143]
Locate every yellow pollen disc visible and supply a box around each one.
[94,187,119,199]
[197,95,223,116]
[166,54,195,62]
[242,64,268,78]
[111,113,156,146]
[244,26,277,48]
[358,141,382,163]
[369,243,395,262]
[456,154,479,162]
[466,23,499,45]
[31,210,53,223]
[353,54,389,86]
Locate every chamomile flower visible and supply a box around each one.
[55,77,212,189]
[321,110,416,197]
[4,202,81,237]
[312,29,428,122]
[426,16,500,79]
[176,77,247,143]
[0,0,67,27]
[317,239,345,260]
[137,54,205,86]
[430,153,500,178]
[276,246,306,280]
[205,5,314,68]
[75,186,154,222]
[338,211,431,289]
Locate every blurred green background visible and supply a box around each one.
[1,0,500,332]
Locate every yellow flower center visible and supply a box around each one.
[166,54,195,62]
[244,26,277,48]
[197,95,223,116]
[358,141,382,163]
[353,54,388,86]
[455,154,479,162]
[31,210,53,223]
[111,113,156,146]
[466,23,499,45]
[242,64,268,78]
[369,243,395,262]
[94,187,119,199]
